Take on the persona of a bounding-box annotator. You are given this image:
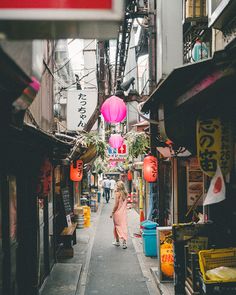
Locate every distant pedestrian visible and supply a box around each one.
[110,180,128,249]
[103,176,111,203]
[110,177,116,199]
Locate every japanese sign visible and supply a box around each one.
[196,118,233,176]
[157,227,174,282]
[67,89,97,131]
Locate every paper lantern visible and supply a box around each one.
[143,155,158,182]
[100,95,127,123]
[160,242,174,278]
[109,134,124,149]
[70,160,83,181]
[127,170,132,181]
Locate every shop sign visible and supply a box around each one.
[0,0,121,19]
[157,227,174,282]
[67,89,97,131]
[0,0,123,39]
[108,144,127,157]
[196,118,233,176]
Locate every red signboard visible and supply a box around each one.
[0,0,112,9]
[0,0,123,39]
[118,144,127,154]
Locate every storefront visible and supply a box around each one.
[142,45,236,294]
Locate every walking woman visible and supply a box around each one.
[110,180,128,249]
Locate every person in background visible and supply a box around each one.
[103,176,111,203]
[110,177,116,199]
[110,180,128,249]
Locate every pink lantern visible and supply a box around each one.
[109,134,124,149]
[100,95,127,123]
[109,161,116,168]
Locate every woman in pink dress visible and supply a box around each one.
[110,181,128,249]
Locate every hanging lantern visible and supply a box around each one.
[127,170,133,181]
[70,160,83,181]
[109,134,124,149]
[143,154,158,182]
[100,95,127,123]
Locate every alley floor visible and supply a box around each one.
[40,197,174,295]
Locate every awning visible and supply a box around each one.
[142,46,236,152]
[2,124,73,161]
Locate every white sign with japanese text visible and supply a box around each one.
[67,89,97,131]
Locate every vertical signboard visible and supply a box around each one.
[197,117,233,176]
[67,89,97,131]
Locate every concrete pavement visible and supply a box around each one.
[40,198,163,295]
[77,198,160,295]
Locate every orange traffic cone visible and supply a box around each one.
[140,209,145,228]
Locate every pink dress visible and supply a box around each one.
[113,195,128,241]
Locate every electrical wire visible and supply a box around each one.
[54,39,95,74]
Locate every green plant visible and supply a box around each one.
[125,131,149,158]
[93,157,109,174]
[79,131,108,160]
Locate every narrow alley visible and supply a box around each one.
[1,1,236,295]
[41,198,162,295]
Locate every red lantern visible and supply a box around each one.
[143,155,158,182]
[100,95,127,123]
[127,170,133,181]
[109,134,124,149]
[70,160,83,181]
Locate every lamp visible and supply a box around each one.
[100,95,127,123]
[143,154,158,182]
[70,160,83,181]
[109,134,124,149]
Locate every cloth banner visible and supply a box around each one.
[203,165,225,206]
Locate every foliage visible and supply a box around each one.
[79,131,108,160]
[124,131,149,158]
[93,157,109,174]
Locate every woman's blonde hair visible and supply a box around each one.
[116,180,128,201]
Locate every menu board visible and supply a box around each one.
[61,188,72,216]
[187,158,205,207]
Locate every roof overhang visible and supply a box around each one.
[142,46,236,152]
[208,0,236,29]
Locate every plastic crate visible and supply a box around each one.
[198,248,236,294]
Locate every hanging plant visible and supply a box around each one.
[125,131,149,158]
[79,132,108,161]
[93,157,109,174]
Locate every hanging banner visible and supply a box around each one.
[196,118,233,176]
[67,89,97,131]
[220,120,233,176]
